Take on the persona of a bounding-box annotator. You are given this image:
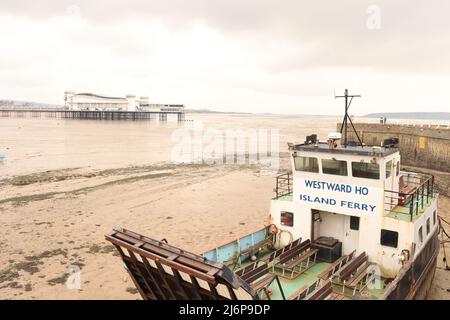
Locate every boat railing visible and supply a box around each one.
[274,171,293,199]
[384,172,435,221]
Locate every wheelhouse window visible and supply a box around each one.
[418,226,423,244]
[396,160,400,176]
[350,216,360,231]
[426,218,430,235]
[322,159,347,176]
[380,229,398,248]
[433,210,437,226]
[386,160,392,179]
[280,211,294,227]
[352,162,380,179]
[294,156,319,173]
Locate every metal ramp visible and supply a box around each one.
[105,227,259,300]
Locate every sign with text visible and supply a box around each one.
[295,178,383,216]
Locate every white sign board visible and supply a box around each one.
[295,178,383,216]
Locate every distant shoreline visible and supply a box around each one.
[362,112,450,120]
[1,99,449,120]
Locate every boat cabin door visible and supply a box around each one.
[311,210,321,241]
[343,215,360,254]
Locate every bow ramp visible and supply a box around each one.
[105,227,258,300]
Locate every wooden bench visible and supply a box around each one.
[274,240,318,279]
[237,262,285,300]
[232,234,276,268]
[335,252,376,295]
[288,279,320,300]
[304,280,333,300]
[318,250,356,280]
[285,237,302,251]
[288,280,334,300]
[276,239,310,262]
[345,261,376,296]
[261,237,302,263]
[284,249,317,270]
[398,176,416,206]
[337,252,368,282]
[261,247,282,263]
[235,262,257,277]
[239,234,275,256]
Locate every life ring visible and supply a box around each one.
[274,229,294,249]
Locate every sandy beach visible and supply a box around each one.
[0,163,275,299]
[0,115,449,299]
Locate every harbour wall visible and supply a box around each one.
[338,123,450,195]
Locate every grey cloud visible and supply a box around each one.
[3,1,450,73]
[0,0,449,112]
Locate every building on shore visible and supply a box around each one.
[64,92,185,113]
[64,92,139,111]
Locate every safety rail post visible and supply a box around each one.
[276,175,279,198]
[415,189,419,216]
[288,172,291,194]
[421,183,424,209]
[431,175,434,196]
[409,192,414,220]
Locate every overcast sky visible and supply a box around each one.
[1,1,449,115]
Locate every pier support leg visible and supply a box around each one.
[159,113,167,122]
[177,113,185,122]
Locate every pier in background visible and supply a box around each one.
[0,108,185,122]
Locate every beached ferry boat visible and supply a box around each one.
[105,93,439,300]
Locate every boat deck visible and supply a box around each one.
[273,193,293,201]
[385,192,438,222]
[268,262,329,300]
[232,251,387,300]
[106,227,391,300]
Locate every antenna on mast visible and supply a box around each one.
[335,89,363,148]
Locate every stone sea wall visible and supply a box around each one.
[337,123,450,195]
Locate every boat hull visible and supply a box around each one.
[412,256,437,300]
[385,228,439,300]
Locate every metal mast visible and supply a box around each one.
[335,89,363,147]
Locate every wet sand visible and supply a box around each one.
[0,114,340,179]
[0,163,275,299]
